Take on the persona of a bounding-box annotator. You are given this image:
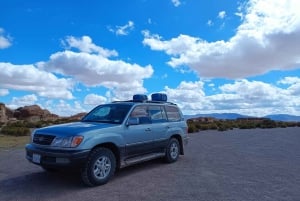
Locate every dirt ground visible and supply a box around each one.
[0,127,300,201]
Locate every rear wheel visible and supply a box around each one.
[165,138,180,163]
[81,148,116,186]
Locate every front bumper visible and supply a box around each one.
[25,144,90,168]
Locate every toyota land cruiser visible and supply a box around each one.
[25,93,188,186]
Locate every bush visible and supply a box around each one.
[1,125,30,136]
[188,125,198,133]
[218,126,228,131]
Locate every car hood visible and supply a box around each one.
[34,121,120,136]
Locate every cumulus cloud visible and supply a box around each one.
[0,28,12,49]
[0,89,9,96]
[84,94,107,105]
[8,94,38,109]
[165,78,300,116]
[171,0,181,7]
[39,36,153,97]
[207,20,214,27]
[47,100,85,117]
[218,11,226,19]
[40,51,153,89]
[0,63,74,99]
[278,77,300,85]
[163,81,213,114]
[108,21,134,36]
[63,36,118,57]
[143,0,300,79]
[278,77,300,96]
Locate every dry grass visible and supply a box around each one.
[0,134,30,150]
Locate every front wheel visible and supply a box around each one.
[81,148,116,187]
[165,138,180,163]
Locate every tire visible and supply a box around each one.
[81,148,116,187]
[165,138,180,163]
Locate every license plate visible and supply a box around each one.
[32,154,41,164]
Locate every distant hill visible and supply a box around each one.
[185,113,300,122]
[184,113,252,120]
[264,114,300,122]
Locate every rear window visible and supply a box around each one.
[165,106,181,122]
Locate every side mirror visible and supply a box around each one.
[126,117,139,126]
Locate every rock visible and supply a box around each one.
[13,105,59,122]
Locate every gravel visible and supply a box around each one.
[0,127,299,201]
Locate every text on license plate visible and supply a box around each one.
[32,154,41,164]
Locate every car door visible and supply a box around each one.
[148,105,169,152]
[123,105,154,158]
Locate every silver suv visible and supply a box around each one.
[25,93,188,186]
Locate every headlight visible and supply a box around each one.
[51,136,83,148]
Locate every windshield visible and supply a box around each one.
[81,104,132,124]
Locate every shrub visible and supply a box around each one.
[1,125,30,136]
[188,125,198,133]
[218,126,228,131]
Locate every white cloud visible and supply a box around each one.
[8,94,38,109]
[0,89,9,96]
[38,36,154,100]
[109,21,134,36]
[48,100,85,117]
[207,20,214,27]
[219,79,286,103]
[84,94,107,105]
[278,77,300,96]
[218,11,226,19]
[39,50,153,96]
[166,78,300,116]
[143,0,300,79]
[0,62,74,99]
[235,1,247,20]
[171,0,181,7]
[162,81,213,113]
[278,77,300,85]
[63,36,118,57]
[0,28,12,49]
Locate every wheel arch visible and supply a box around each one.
[170,134,184,155]
[91,142,121,169]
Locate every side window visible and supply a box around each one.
[148,105,167,123]
[130,106,151,124]
[165,106,181,122]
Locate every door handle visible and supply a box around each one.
[145,128,151,132]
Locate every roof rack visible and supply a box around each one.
[112,100,176,105]
[112,93,176,105]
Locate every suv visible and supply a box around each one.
[25,93,188,186]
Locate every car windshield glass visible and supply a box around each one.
[81,104,132,124]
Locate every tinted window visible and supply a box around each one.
[130,106,151,124]
[165,106,181,121]
[148,105,167,123]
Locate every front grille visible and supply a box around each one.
[33,134,56,145]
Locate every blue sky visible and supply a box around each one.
[1,0,300,117]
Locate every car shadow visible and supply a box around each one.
[114,158,164,178]
[0,170,84,195]
[0,158,165,194]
